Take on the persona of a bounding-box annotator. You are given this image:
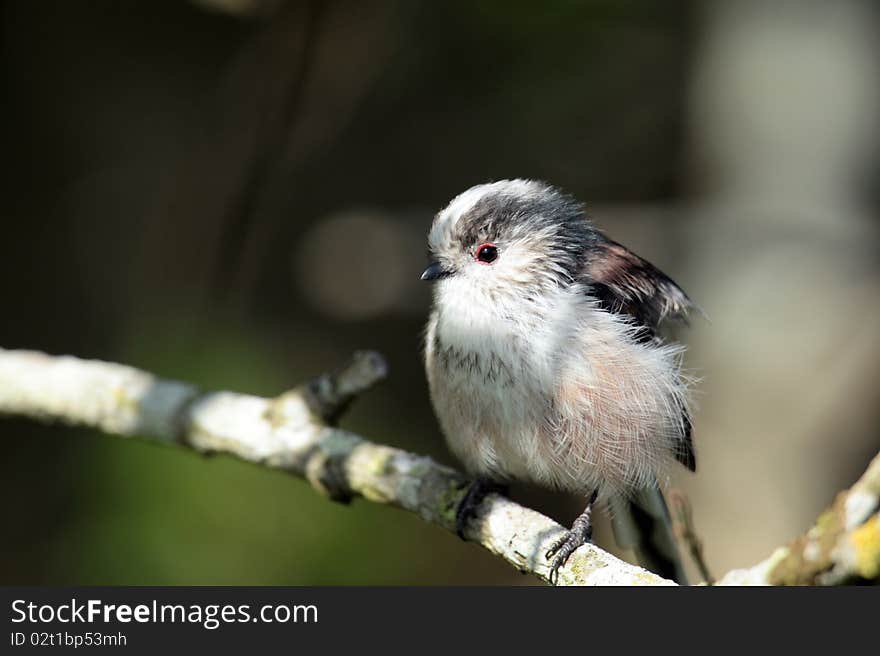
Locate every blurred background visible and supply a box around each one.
[1,0,878,585]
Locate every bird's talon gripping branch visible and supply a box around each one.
[545,490,598,585]
[455,478,507,539]
[546,531,590,585]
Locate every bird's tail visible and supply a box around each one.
[609,485,688,584]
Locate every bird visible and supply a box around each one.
[421,179,697,584]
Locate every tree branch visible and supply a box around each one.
[1,347,877,585]
[717,450,880,585]
[0,347,670,586]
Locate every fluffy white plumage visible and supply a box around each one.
[424,181,692,502]
[425,277,690,502]
[423,180,697,583]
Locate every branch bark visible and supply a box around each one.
[0,347,669,586]
[1,347,877,586]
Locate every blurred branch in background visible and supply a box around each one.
[1,347,877,586]
[132,0,401,330]
[669,489,714,584]
[207,0,325,310]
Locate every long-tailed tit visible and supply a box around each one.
[422,180,696,584]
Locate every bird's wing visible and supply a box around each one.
[582,235,695,336]
[581,234,697,472]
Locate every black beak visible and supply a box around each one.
[420,261,449,281]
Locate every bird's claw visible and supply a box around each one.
[545,490,598,585]
[545,528,592,585]
[455,478,506,539]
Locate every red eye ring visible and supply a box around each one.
[475,242,499,264]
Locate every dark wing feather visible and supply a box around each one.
[676,412,696,472]
[584,236,695,335]
[583,235,697,472]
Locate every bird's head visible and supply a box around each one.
[422,180,592,298]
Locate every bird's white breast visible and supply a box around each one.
[424,279,689,499]
[425,281,578,483]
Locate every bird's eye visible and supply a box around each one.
[475,243,498,264]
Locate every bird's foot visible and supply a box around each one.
[456,478,507,539]
[545,490,598,585]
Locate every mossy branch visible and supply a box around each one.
[0,347,668,586]
[1,347,877,586]
[717,451,880,585]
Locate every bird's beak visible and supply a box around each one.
[420,261,449,281]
